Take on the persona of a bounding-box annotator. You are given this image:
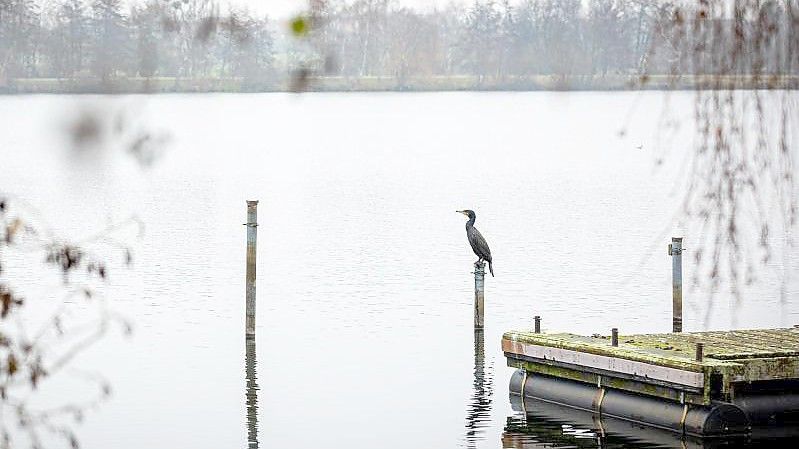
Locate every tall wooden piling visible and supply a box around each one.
[245,200,258,338]
[669,237,683,333]
[474,261,486,329]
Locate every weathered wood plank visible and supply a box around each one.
[503,337,706,387]
[506,357,708,404]
[732,357,799,382]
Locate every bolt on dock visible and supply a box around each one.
[503,326,799,437]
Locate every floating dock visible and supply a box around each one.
[503,327,799,437]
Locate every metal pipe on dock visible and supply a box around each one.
[669,237,683,332]
[245,200,258,338]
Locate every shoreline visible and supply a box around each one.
[2,74,797,94]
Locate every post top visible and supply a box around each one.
[672,237,683,243]
[247,200,259,206]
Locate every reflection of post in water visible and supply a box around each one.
[245,338,259,449]
[465,328,493,447]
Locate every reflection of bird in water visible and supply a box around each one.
[457,210,494,277]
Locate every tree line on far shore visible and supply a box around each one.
[1,0,797,89]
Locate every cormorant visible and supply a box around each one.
[457,210,494,277]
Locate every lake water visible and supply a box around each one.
[1,92,798,448]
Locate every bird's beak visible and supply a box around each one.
[456,210,464,215]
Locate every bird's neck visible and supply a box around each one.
[465,216,475,227]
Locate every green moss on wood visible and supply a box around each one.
[503,327,799,401]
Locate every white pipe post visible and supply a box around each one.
[474,261,485,329]
[670,237,683,333]
[245,200,258,338]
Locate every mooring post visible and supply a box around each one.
[245,200,258,338]
[474,261,485,329]
[534,316,541,334]
[611,328,619,347]
[669,237,683,333]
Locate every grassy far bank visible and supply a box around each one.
[2,74,799,94]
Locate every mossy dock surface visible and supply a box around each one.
[503,327,799,405]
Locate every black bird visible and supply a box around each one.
[457,210,494,277]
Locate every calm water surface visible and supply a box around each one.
[1,92,798,448]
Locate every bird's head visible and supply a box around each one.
[457,210,476,220]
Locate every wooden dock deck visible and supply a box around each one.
[503,327,799,436]
[504,327,799,405]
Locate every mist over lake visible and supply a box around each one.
[2,91,797,448]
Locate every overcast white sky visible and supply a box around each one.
[229,0,464,19]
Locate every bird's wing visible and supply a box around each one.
[468,227,492,260]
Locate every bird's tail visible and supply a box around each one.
[488,260,494,277]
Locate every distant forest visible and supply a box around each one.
[1,0,797,92]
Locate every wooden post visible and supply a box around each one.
[695,342,704,362]
[245,200,258,338]
[669,237,683,333]
[534,316,541,334]
[611,328,619,347]
[474,261,485,329]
